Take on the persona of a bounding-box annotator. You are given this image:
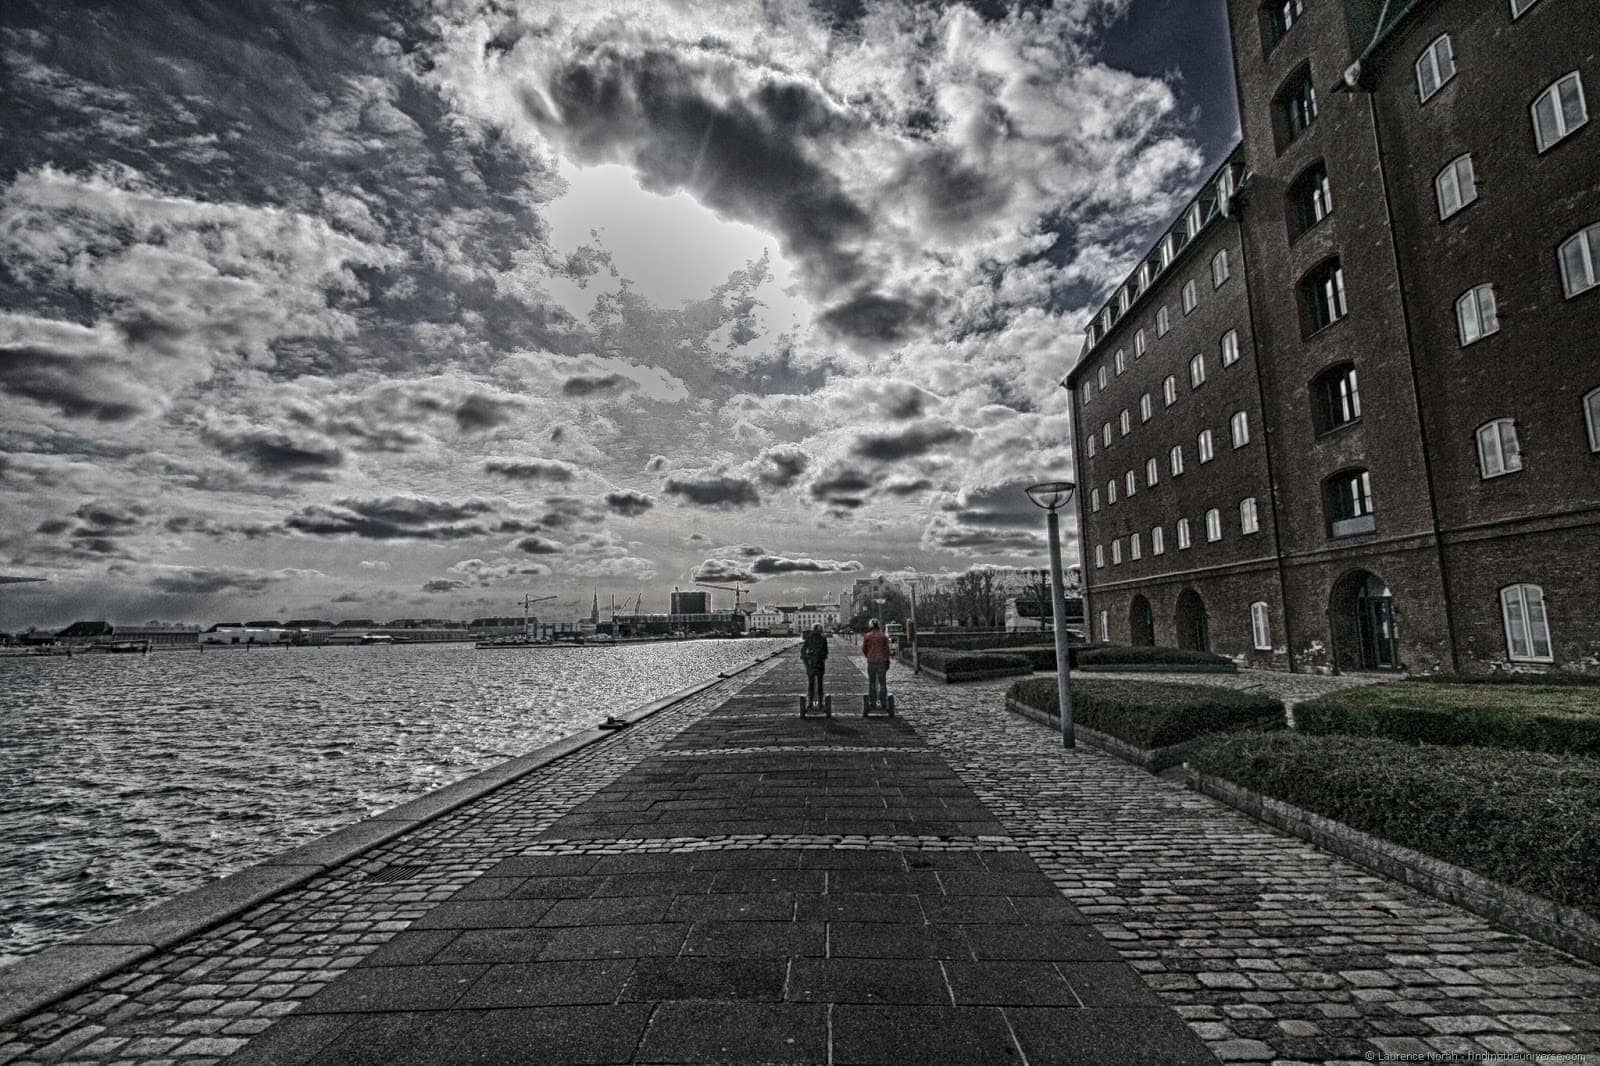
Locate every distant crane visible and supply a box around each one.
[518,593,556,635]
[696,582,748,611]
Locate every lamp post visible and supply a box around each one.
[1025,481,1077,748]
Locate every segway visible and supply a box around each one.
[862,693,895,717]
[800,694,833,718]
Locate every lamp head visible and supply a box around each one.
[1025,480,1077,511]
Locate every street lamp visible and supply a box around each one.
[1025,480,1077,748]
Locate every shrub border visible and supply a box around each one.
[922,664,1033,684]
[1003,695,1204,771]
[1077,663,1238,674]
[1187,770,1600,967]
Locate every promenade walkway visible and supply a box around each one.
[2,649,1596,1064]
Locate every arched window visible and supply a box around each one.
[1140,393,1153,422]
[1125,470,1137,497]
[1145,457,1160,487]
[1130,532,1142,560]
[1086,434,1096,459]
[1456,284,1500,345]
[1435,155,1477,220]
[1115,349,1127,375]
[1475,419,1523,478]
[1231,411,1251,448]
[1091,488,1101,512]
[1299,258,1347,336]
[1182,279,1199,315]
[1198,429,1215,463]
[1120,409,1131,436]
[1240,497,1260,534]
[1107,479,1117,505]
[1205,509,1223,542]
[1221,329,1240,367]
[1532,72,1587,152]
[1112,539,1122,565]
[1177,518,1192,549]
[1287,161,1333,239]
[1163,375,1178,406]
[1325,468,1375,537]
[1151,525,1166,555]
[1275,65,1319,148]
[1585,386,1600,451]
[1212,249,1231,288]
[1415,34,1456,102]
[1190,353,1207,389]
[1500,584,1553,662]
[1559,222,1600,298]
[1095,544,1105,568]
[1312,363,1361,434]
[1170,444,1185,477]
[1134,328,1147,356]
[1250,602,1272,651]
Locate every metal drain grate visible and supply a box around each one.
[363,863,428,885]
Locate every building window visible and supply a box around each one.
[1456,284,1500,345]
[1125,470,1137,497]
[1586,386,1600,451]
[1190,354,1207,389]
[1415,34,1456,102]
[1098,365,1108,390]
[1170,444,1185,477]
[1501,584,1553,662]
[1081,384,1092,408]
[1559,223,1600,298]
[1151,525,1165,555]
[1300,258,1347,335]
[1107,479,1117,505]
[1091,488,1101,512]
[1476,418,1523,478]
[1112,539,1122,565]
[1086,434,1096,459]
[1130,532,1142,560]
[1118,288,1131,316]
[1140,393,1153,423]
[1095,544,1105,568]
[1263,0,1304,47]
[1163,375,1178,407]
[1251,602,1272,651]
[1145,457,1159,487]
[1115,349,1127,375]
[1241,496,1260,534]
[1287,162,1333,239]
[1221,329,1240,366]
[1120,409,1132,436]
[1312,362,1361,434]
[1182,279,1198,315]
[1511,0,1539,16]
[1212,250,1231,288]
[1157,305,1171,336]
[1177,517,1192,549]
[1135,328,1147,357]
[1198,429,1215,463]
[1205,508,1223,542]
[1100,610,1110,643]
[1325,468,1375,538]
[1231,411,1251,448]
[1436,155,1477,220]
[1533,73,1588,152]
[1277,67,1319,146]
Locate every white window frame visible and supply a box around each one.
[1095,544,1105,569]
[1130,532,1142,561]
[1511,0,1539,16]
[1115,349,1127,375]
[1157,305,1171,336]
[1107,479,1117,505]
[1120,409,1132,437]
[1415,34,1456,102]
[1086,434,1096,459]
[1140,393,1153,423]
[1250,602,1272,651]
[1151,525,1165,555]
[1221,329,1239,366]
[1476,418,1523,478]
[1190,354,1207,389]
[1098,365,1108,390]
[1163,375,1178,407]
[1134,328,1147,357]
[1091,488,1101,512]
[1170,444,1185,477]
[1532,73,1588,153]
[1586,386,1600,452]
[1177,518,1192,549]
[1181,279,1198,315]
[1456,284,1500,345]
[1231,411,1251,448]
[1435,155,1477,220]
[1125,470,1137,497]
[1102,422,1113,447]
[1198,429,1215,463]
[1099,610,1110,642]
[1081,384,1092,408]
[1559,223,1600,298]
[1500,584,1553,662]
[1241,496,1260,534]
[1145,457,1159,487]
[1212,249,1231,288]
[1112,539,1122,565]
[1205,508,1222,542]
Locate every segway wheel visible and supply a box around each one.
[798,697,807,717]
[862,694,870,716]
[824,695,833,718]
[887,694,896,717]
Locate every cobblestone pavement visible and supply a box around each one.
[0,662,785,1066]
[844,653,1600,1065]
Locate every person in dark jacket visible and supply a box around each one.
[801,623,829,706]
[861,618,892,709]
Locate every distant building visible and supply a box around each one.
[670,590,710,615]
[56,621,199,649]
[748,605,785,633]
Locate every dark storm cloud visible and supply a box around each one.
[512,534,563,555]
[148,567,286,596]
[483,457,576,482]
[561,373,630,397]
[202,425,346,479]
[691,558,758,585]
[0,346,149,422]
[536,495,604,529]
[750,555,862,575]
[663,472,761,509]
[422,579,467,594]
[867,381,937,421]
[808,464,874,510]
[753,444,810,489]
[604,490,655,517]
[283,495,498,540]
[880,475,935,497]
[921,482,1051,555]
[851,419,973,462]
[450,394,520,433]
[817,291,935,344]
[530,47,869,290]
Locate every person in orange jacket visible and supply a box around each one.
[861,618,892,709]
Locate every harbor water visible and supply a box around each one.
[0,638,793,966]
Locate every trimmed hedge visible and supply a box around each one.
[1295,681,1600,755]
[915,631,1091,652]
[1188,732,1600,915]
[1008,677,1283,749]
[1077,645,1236,670]
[919,650,1031,679]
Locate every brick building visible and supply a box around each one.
[1067,0,1600,674]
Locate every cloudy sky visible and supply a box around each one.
[0,0,1238,627]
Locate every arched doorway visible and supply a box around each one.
[1129,595,1156,647]
[1329,570,1400,671]
[1175,589,1210,652]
